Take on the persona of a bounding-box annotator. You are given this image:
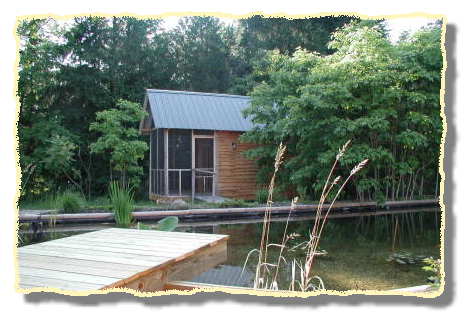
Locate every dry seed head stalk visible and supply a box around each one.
[291,196,299,208]
[287,232,300,240]
[332,176,341,186]
[350,159,369,176]
[274,143,286,172]
[336,140,351,161]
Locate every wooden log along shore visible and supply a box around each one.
[18,228,228,292]
[19,199,439,224]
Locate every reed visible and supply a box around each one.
[249,140,368,291]
[108,181,134,227]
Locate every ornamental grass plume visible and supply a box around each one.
[248,140,368,292]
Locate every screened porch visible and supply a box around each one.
[149,128,216,198]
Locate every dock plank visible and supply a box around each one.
[71,233,218,247]
[18,254,143,278]
[54,236,209,252]
[33,241,195,258]
[20,275,103,291]
[20,246,170,266]
[20,267,121,285]
[79,232,226,244]
[79,228,227,240]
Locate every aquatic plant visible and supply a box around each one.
[108,182,134,226]
[422,257,441,288]
[386,251,427,265]
[137,216,179,232]
[248,140,368,291]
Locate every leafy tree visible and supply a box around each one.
[18,17,176,198]
[238,15,356,56]
[229,16,374,95]
[42,134,84,194]
[89,100,148,188]
[171,16,236,92]
[242,22,442,202]
[17,19,67,196]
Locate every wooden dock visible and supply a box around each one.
[18,228,228,292]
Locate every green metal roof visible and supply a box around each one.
[145,89,254,131]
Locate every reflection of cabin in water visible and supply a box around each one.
[139,89,258,201]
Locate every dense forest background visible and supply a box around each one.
[17,16,443,202]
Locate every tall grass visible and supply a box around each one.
[249,140,368,292]
[108,182,134,227]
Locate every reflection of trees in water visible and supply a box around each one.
[214,223,259,245]
[321,211,441,250]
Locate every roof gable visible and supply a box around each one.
[144,89,254,132]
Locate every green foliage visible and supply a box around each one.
[17,16,442,204]
[255,187,286,203]
[156,216,179,231]
[238,15,357,56]
[43,135,77,173]
[217,199,250,208]
[172,16,237,92]
[422,257,441,287]
[255,188,269,204]
[242,22,443,202]
[108,182,134,226]
[18,17,176,199]
[136,216,179,231]
[386,251,427,265]
[90,99,148,188]
[56,190,84,213]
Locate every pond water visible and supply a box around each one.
[18,209,441,291]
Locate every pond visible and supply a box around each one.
[18,209,441,291]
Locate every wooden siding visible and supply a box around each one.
[215,131,258,200]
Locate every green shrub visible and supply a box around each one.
[217,199,249,208]
[56,190,83,213]
[255,187,286,204]
[108,182,134,226]
[422,257,441,288]
[255,188,269,204]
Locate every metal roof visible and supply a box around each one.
[145,89,254,131]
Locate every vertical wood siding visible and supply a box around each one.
[215,131,258,200]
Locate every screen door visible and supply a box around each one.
[194,138,214,194]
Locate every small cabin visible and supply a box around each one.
[139,89,259,201]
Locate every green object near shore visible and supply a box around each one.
[136,216,179,232]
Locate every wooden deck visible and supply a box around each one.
[18,228,228,292]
